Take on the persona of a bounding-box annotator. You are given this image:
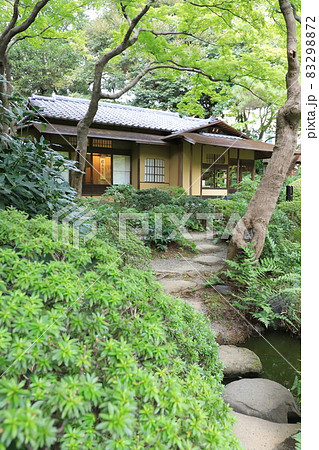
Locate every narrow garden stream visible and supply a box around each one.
[239,330,301,389]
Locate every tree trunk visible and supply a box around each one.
[70,2,154,196]
[227,0,300,260]
[73,89,101,196]
[0,0,51,137]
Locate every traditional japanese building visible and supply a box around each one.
[26,94,276,196]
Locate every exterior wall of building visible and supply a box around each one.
[182,142,191,193]
[239,149,254,160]
[131,144,139,189]
[202,189,228,197]
[24,124,257,197]
[190,143,202,196]
[138,144,170,190]
[169,146,181,187]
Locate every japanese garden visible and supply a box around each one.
[0,1,301,449]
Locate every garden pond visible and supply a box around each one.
[239,330,301,390]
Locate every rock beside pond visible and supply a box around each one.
[223,378,301,423]
[218,345,262,378]
[232,412,300,450]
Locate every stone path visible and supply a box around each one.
[151,231,245,342]
[151,231,227,285]
[151,232,300,449]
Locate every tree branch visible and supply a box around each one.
[290,2,301,24]
[121,0,156,44]
[100,63,154,99]
[4,0,51,44]
[140,28,232,46]
[188,1,258,28]
[7,25,54,51]
[120,2,132,25]
[0,0,20,41]
[164,59,268,102]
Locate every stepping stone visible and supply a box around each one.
[182,231,214,242]
[180,298,207,314]
[193,255,223,265]
[223,378,301,424]
[232,412,300,450]
[218,345,262,378]
[151,258,212,274]
[195,243,221,253]
[159,279,197,294]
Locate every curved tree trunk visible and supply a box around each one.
[227,0,300,260]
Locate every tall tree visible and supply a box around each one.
[71,0,286,195]
[0,0,51,134]
[0,0,95,135]
[227,0,301,260]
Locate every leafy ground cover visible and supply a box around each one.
[0,208,240,449]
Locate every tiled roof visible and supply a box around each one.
[199,132,245,140]
[29,95,212,133]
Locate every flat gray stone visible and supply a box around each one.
[151,258,212,274]
[232,412,299,450]
[193,255,223,265]
[218,345,262,378]
[159,279,197,294]
[195,243,221,253]
[181,298,207,314]
[223,378,301,424]
[182,231,214,242]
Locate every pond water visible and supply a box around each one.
[239,330,301,390]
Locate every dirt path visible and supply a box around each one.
[151,232,251,345]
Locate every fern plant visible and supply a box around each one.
[221,244,301,331]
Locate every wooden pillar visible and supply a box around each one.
[137,143,141,190]
[200,144,203,197]
[189,144,193,196]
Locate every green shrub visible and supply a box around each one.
[163,185,187,199]
[102,184,136,208]
[0,94,78,218]
[0,208,240,449]
[175,196,213,231]
[93,201,151,268]
[277,178,301,229]
[0,134,78,218]
[131,188,174,211]
[144,204,191,250]
[209,176,262,239]
[94,199,194,251]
